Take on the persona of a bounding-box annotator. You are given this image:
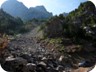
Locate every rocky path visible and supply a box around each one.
[0,28,95,72]
[0,33,68,72]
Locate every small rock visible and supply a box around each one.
[20,53,32,62]
[5,57,15,61]
[36,62,47,72]
[56,65,64,71]
[6,55,14,59]
[41,57,47,61]
[38,62,47,67]
[37,55,43,60]
[78,61,95,67]
[1,57,27,72]
[59,55,64,62]
[25,63,36,72]
[26,63,36,67]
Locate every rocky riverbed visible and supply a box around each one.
[0,33,96,72]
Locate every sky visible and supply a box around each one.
[0,0,87,15]
[17,0,87,15]
[0,0,95,15]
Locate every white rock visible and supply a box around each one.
[39,62,47,67]
[59,55,64,62]
[42,57,47,60]
[78,61,86,66]
[26,63,36,67]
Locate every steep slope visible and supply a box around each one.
[1,0,28,19]
[39,1,96,53]
[1,0,53,21]
[25,6,52,20]
[0,9,24,34]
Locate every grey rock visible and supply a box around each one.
[59,55,64,62]
[41,57,47,61]
[38,62,47,67]
[24,63,36,72]
[36,62,47,72]
[56,65,64,71]
[1,57,27,72]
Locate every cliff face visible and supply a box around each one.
[1,0,28,19]
[1,0,52,21]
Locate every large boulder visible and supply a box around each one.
[1,57,27,72]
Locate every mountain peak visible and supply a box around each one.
[1,0,28,18]
[1,0,52,21]
[29,5,47,12]
[35,5,47,12]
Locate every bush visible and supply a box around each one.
[0,33,9,55]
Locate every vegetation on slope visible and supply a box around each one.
[0,9,24,35]
[0,33,9,56]
[39,1,96,53]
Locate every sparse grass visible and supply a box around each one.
[49,38,63,44]
[0,34,9,50]
[0,34,9,55]
[59,45,65,52]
